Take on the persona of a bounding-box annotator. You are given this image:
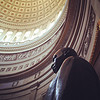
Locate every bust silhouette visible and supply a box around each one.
[45,48,100,100]
[51,48,77,73]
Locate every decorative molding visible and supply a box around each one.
[80,6,96,58]
[0,28,62,75]
[0,63,53,89]
[89,21,100,65]
[0,29,61,63]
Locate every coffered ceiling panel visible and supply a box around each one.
[0,0,66,30]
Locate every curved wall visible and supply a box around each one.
[0,0,100,100]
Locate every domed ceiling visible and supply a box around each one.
[0,0,66,43]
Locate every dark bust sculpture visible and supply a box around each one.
[51,48,77,73]
[45,48,100,100]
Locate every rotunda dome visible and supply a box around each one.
[0,0,66,43]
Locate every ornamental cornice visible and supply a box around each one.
[0,26,62,75]
[79,6,96,59]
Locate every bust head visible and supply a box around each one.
[51,48,77,73]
